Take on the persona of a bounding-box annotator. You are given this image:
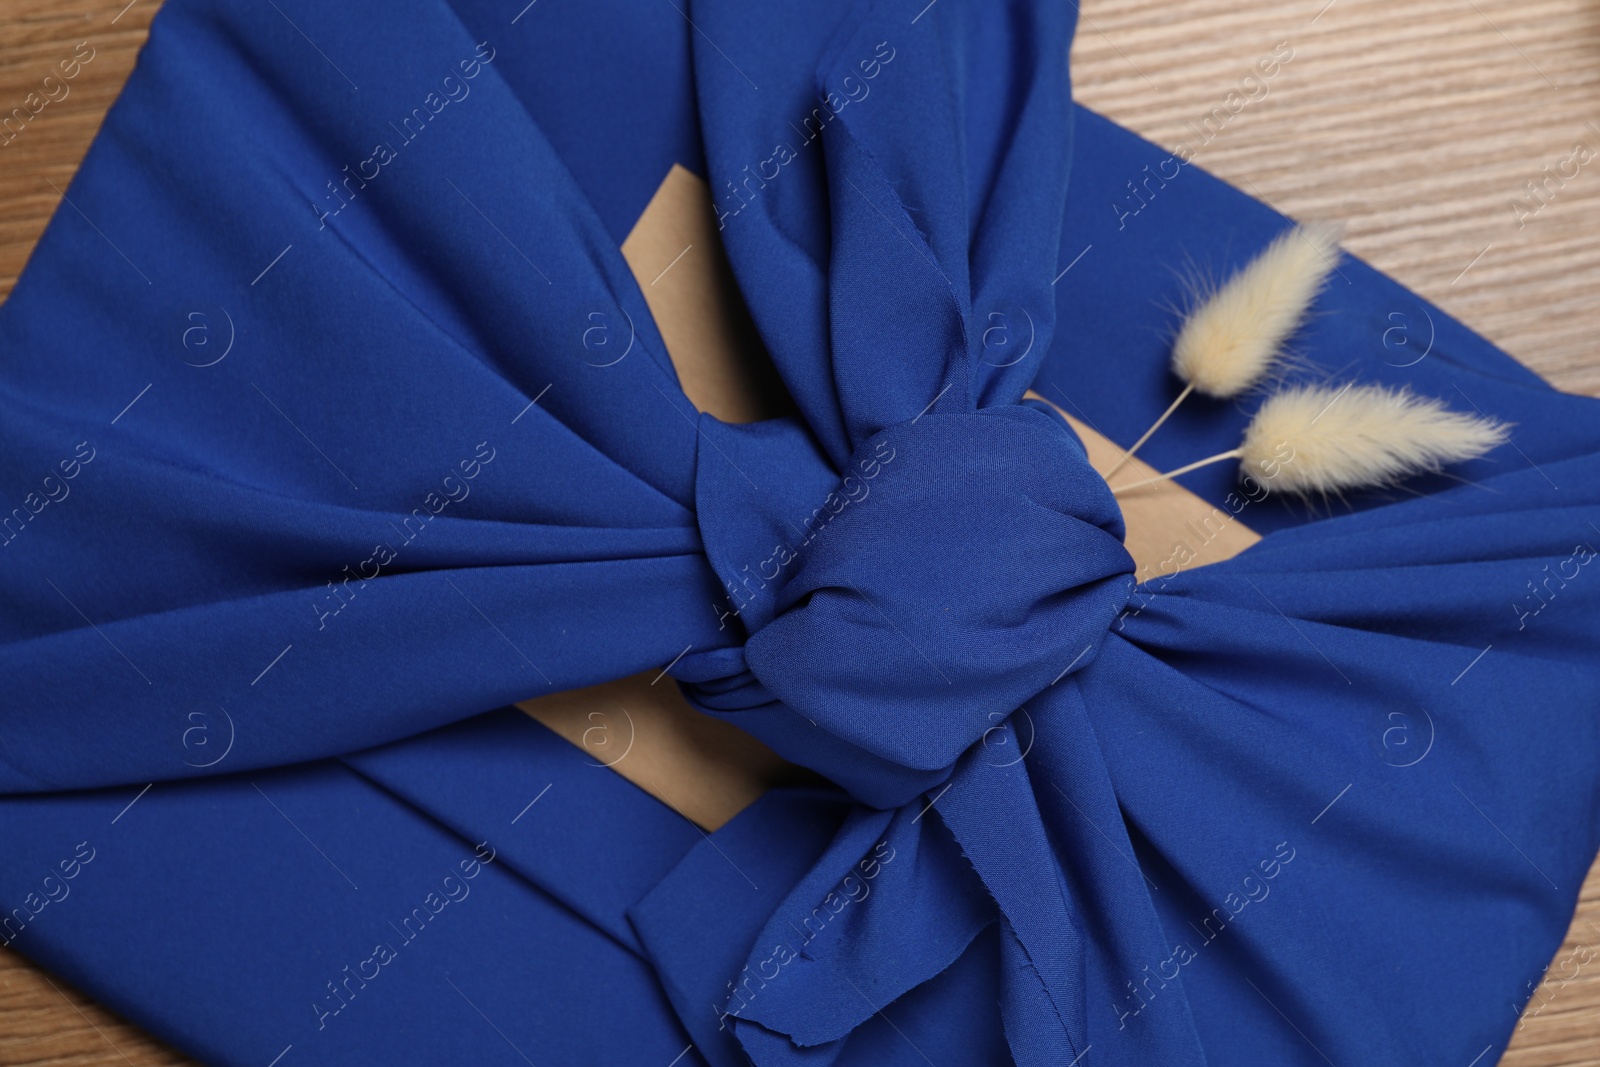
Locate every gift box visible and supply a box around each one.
[1,1,1599,1065]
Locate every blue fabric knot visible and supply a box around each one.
[680,402,1133,808]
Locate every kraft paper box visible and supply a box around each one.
[520,164,1259,830]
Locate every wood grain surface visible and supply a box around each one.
[1,0,1597,1064]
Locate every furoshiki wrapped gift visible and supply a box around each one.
[1,1,1597,1065]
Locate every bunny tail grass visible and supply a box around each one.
[1240,384,1510,496]
[1104,383,1194,478]
[1106,223,1343,477]
[1110,448,1242,495]
[1172,222,1343,399]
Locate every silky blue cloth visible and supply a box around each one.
[2,0,1598,1064]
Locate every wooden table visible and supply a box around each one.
[2,0,1597,1063]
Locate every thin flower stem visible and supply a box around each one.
[1110,448,1242,496]
[1104,382,1195,478]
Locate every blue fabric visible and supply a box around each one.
[2,0,1598,1065]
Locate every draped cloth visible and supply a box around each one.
[2,0,1598,1064]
